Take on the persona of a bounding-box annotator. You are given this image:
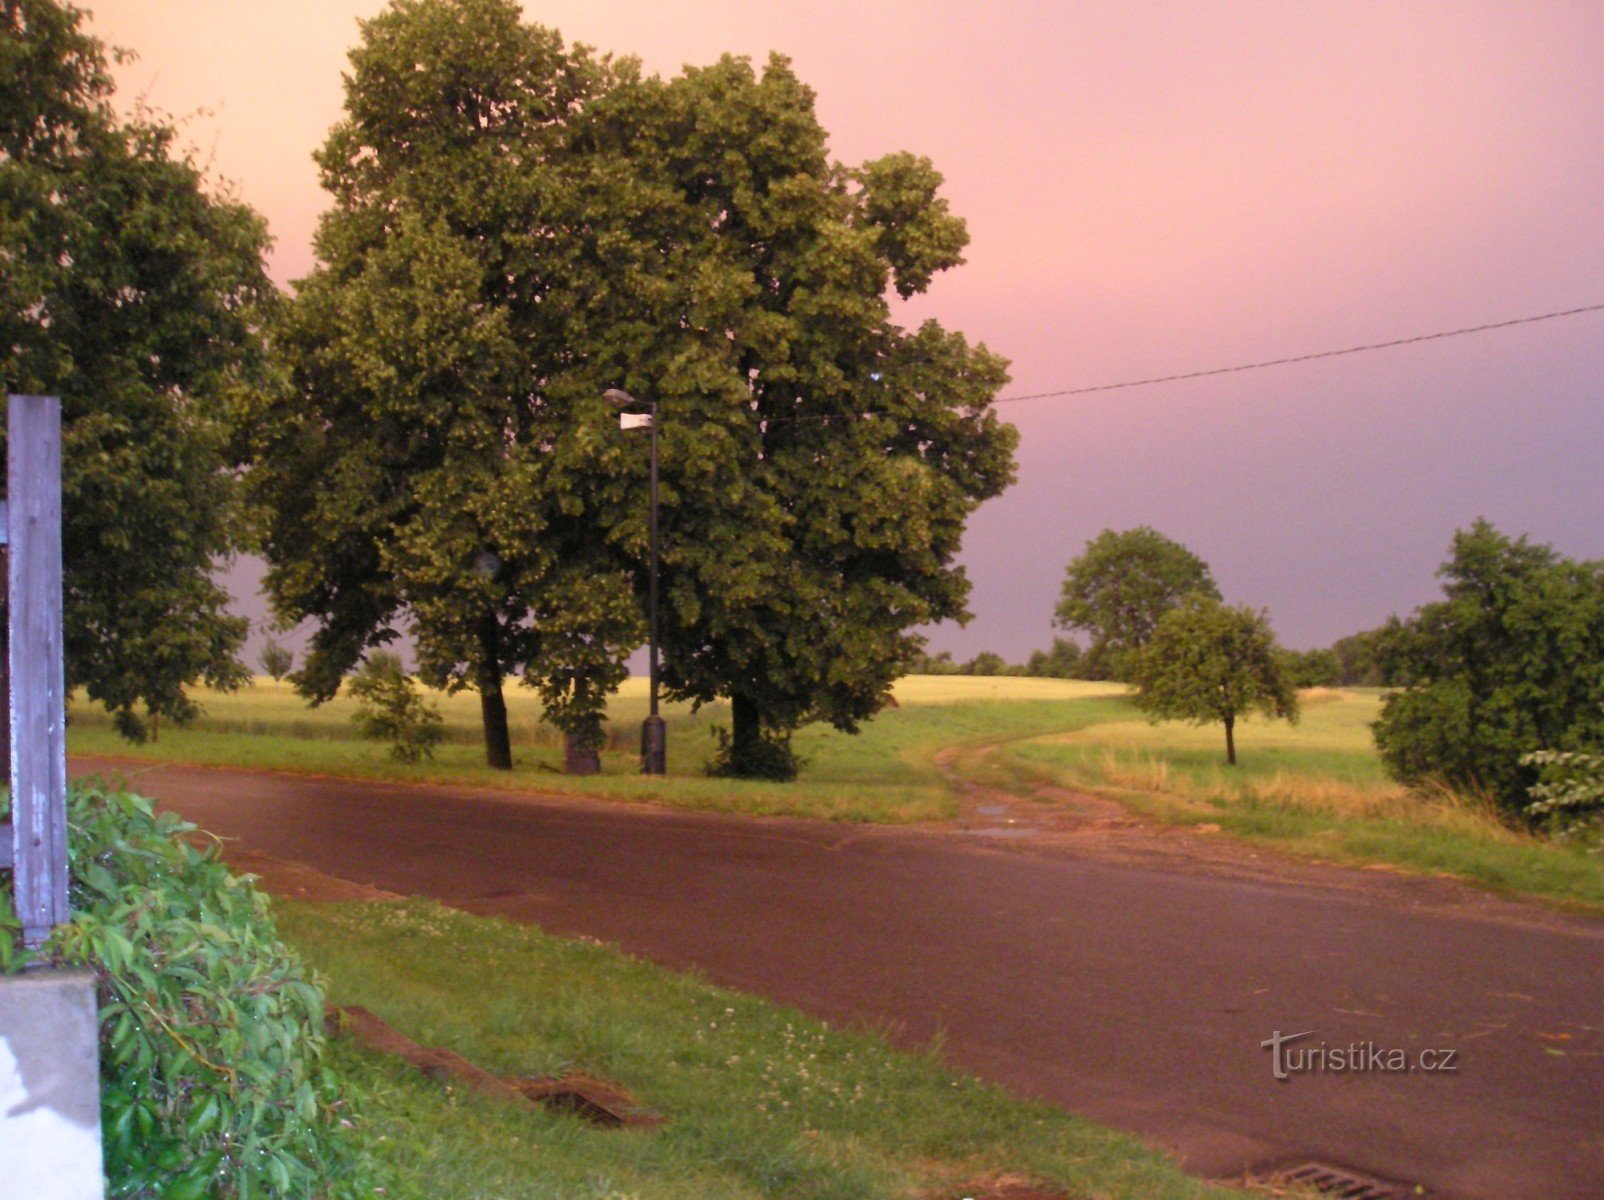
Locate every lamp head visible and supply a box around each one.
[603,388,637,408]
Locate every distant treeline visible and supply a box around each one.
[911,627,1392,687]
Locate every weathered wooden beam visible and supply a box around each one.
[8,396,68,949]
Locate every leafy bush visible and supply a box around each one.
[1,783,381,1199]
[1522,749,1604,848]
[705,724,804,782]
[1373,522,1604,819]
[348,652,444,763]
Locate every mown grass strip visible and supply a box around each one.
[282,898,1235,1200]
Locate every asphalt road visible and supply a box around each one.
[73,758,1604,1199]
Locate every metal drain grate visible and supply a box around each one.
[1279,1161,1420,1200]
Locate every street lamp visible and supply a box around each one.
[605,387,666,775]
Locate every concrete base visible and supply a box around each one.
[0,967,104,1199]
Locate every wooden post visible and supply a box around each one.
[6,396,69,949]
[0,528,9,783]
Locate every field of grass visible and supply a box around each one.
[282,897,1234,1200]
[1008,688,1398,796]
[67,676,1128,824]
[997,689,1604,907]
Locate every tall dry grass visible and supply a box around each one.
[1084,746,1524,843]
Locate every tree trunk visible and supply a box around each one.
[476,616,513,771]
[563,722,601,775]
[731,692,761,771]
[1224,713,1236,766]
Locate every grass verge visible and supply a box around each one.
[281,897,1235,1200]
[68,677,1128,825]
[995,689,1604,908]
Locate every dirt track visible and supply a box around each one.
[73,755,1604,1199]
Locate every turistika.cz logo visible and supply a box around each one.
[1260,1030,1459,1080]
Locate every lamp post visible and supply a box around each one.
[605,388,666,774]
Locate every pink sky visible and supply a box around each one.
[85,1,1604,658]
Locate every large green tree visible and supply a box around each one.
[247,0,642,769]
[1129,596,1298,765]
[1372,521,1604,817]
[1,0,272,738]
[589,54,1017,773]
[251,0,1015,776]
[1054,526,1220,680]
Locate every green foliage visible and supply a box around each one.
[1281,647,1341,688]
[906,649,961,675]
[1521,749,1604,846]
[1,0,272,739]
[1130,596,1298,765]
[258,639,294,681]
[1329,627,1390,686]
[1,783,379,1198]
[963,650,1010,676]
[1026,637,1085,679]
[705,722,804,782]
[907,647,1072,679]
[1373,521,1604,818]
[348,651,444,763]
[1055,527,1220,680]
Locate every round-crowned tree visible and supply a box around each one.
[1055,527,1219,680]
[1129,596,1299,766]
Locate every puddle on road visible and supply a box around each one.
[959,825,1039,839]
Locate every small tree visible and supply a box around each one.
[348,652,445,763]
[1055,527,1220,680]
[258,638,294,681]
[1130,597,1299,765]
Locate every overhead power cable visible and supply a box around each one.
[994,302,1604,405]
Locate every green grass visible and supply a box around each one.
[998,689,1604,908]
[1009,687,1392,790]
[281,897,1234,1200]
[68,676,1127,824]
